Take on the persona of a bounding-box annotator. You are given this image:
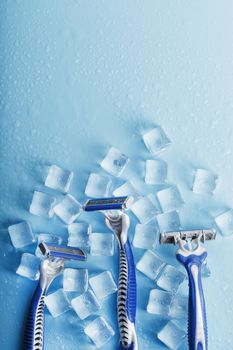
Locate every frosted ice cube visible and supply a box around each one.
[90,233,114,256]
[89,271,117,301]
[157,186,184,213]
[192,168,217,195]
[157,211,181,232]
[100,147,129,177]
[215,209,233,237]
[145,159,167,184]
[157,320,186,350]
[8,221,35,248]
[54,194,82,224]
[202,260,211,277]
[143,126,171,155]
[63,268,88,293]
[85,173,111,198]
[169,294,188,319]
[45,164,73,193]
[136,250,165,280]
[84,317,115,348]
[147,289,173,316]
[131,196,160,224]
[133,224,158,250]
[16,253,40,280]
[113,181,138,198]
[45,289,71,317]
[156,265,186,293]
[68,222,91,249]
[35,233,62,257]
[29,191,56,218]
[71,290,101,320]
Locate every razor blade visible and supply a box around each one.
[39,242,87,261]
[160,229,216,245]
[83,196,133,212]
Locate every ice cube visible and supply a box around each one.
[131,196,160,224]
[136,250,165,280]
[8,221,35,248]
[143,126,171,155]
[71,290,101,320]
[54,194,82,224]
[192,168,217,195]
[67,222,91,249]
[90,233,114,256]
[113,181,138,198]
[45,289,71,318]
[84,316,115,348]
[157,186,184,213]
[16,253,40,280]
[45,164,73,193]
[202,260,211,277]
[85,173,111,198]
[147,289,173,316]
[215,209,233,237]
[100,146,129,177]
[157,320,186,350]
[156,265,186,293]
[157,211,181,232]
[63,268,88,293]
[132,224,158,250]
[29,191,56,218]
[145,159,167,184]
[169,294,188,319]
[35,233,63,257]
[89,271,117,301]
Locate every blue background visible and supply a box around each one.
[1,1,233,349]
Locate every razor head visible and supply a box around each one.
[39,242,87,261]
[160,229,216,245]
[83,196,133,212]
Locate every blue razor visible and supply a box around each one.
[24,243,86,350]
[160,229,216,350]
[84,196,138,350]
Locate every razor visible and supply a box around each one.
[160,229,216,350]
[84,196,138,350]
[24,243,86,350]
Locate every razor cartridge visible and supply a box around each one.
[39,242,86,261]
[83,196,133,212]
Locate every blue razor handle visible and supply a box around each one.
[176,245,208,350]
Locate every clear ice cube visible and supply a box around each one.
[145,159,167,184]
[35,233,62,257]
[157,186,184,213]
[68,222,91,249]
[169,294,188,319]
[90,233,114,256]
[215,209,233,237]
[84,316,115,348]
[100,146,129,177]
[45,289,71,318]
[202,260,211,277]
[8,221,35,249]
[85,173,111,198]
[54,194,82,224]
[16,253,41,280]
[143,126,171,155]
[157,320,186,350]
[131,196,160,224]
[133,224,158,250]
[192,168,217,195]
[45,164,73,193]
[156,265,186,293]
[147,289,173,316]
[89,271,117,301]
[29,191,56,218]
[71,290,101,320]
[157,211,181,232]
[136,250,165,280]
[63,268,88,293]
[113,181,138,198]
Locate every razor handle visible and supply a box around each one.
[176,247,208,350]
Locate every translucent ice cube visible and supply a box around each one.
[133,224,158,250]
[85,173,111,198]
[45,164,74,193]
[84,316,115,348]
[157,211,181,232]
[45,289,71,318]
[89,271,117,301]
[29,191,56,218]
[131,196,160,224]
[169,294,188,319]
[157,320,186,350]
[192,168,217,195]
[100,147,129,177]
[202,260,211,277]
[54,194,82,224]
[157,186,184,213]
[71,290,101,320]
[16,253,41,280]
[68,222,91,249]
[145,159,167,184]
[147,289,173,316]
[215,209,233,237]
[136,250,165,280]
[35,233,62,257]
[90,233,114,256]
[113,181,138,198]
[143,126,171,155]
[8,221,35,248]
[156,265,186,293]
[63,268,88,293]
